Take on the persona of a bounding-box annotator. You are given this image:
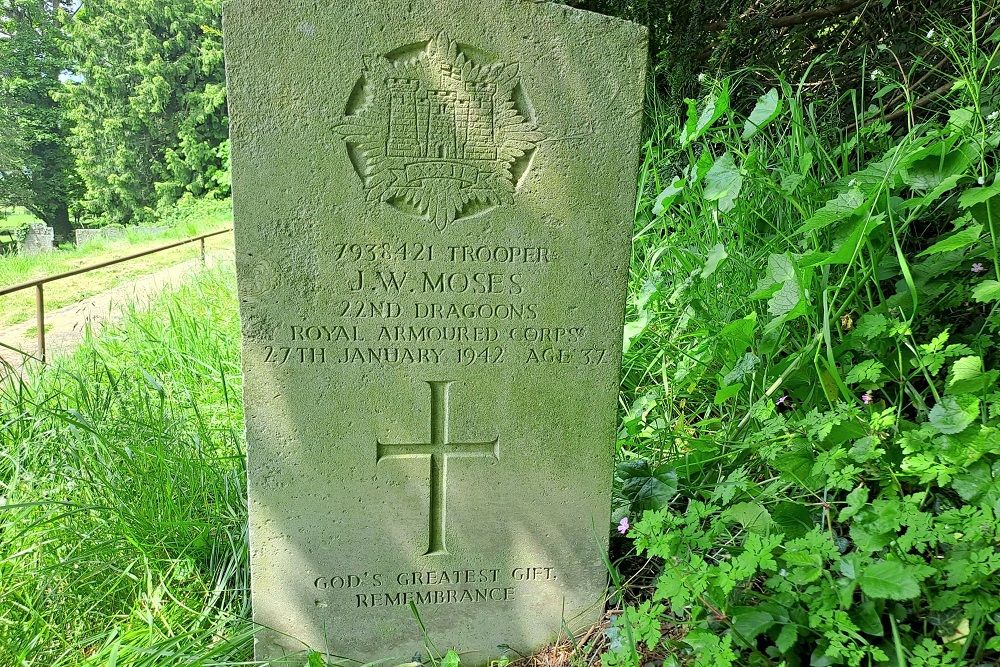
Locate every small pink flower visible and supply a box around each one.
[777,395,789,406]
[972,262,986,274]
[861,391,873,405]
[617,517,630,535]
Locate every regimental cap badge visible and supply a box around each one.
[336,33,544,231]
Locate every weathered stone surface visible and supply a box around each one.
[224,0,646,662]
[74,229,103,246]
[20,224,54,254]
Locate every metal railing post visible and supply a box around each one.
[35,284,46,363]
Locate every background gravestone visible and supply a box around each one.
[224,0,646,662]
[20,223,55,254]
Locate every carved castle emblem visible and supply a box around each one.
[336,33,544,231]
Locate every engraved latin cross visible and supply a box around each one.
[377,380,499,556]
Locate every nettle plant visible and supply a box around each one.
[609,42,1000,667]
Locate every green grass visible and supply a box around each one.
[0,206,42,232]
[0,269,253,666]
[0,198,234,329]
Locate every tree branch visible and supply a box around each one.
[707,0,869,32]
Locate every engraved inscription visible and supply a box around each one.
[336,33,544,230]
[311,566,558,609]
[376,380,499,556]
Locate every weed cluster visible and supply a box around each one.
[607,21,1000,667]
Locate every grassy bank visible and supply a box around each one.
[0,269,252,665]
[0,199,233,329]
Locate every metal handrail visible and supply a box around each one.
[0,227,233,362]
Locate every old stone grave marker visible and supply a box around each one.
[224,0,646,662]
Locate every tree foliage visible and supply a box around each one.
[65,0,228,225]
[0,0,81,241]
[572,0,984,122]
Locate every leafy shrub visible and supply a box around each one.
[608,21,1000,667]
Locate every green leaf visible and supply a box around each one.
[928,395,980,435]
[617,460,678,513]
[959,178,1000,208]
[652,179,684,216]
[798,188,866,235]
[308,652,327,667]
[947,356,988,395]
[441,650,461,667]
[725,502,773,534]
[768,280,800,319]
[801,215,886,268]
[622,311,650,354]
[780,172,804,195]
[681,80,731,146]
[703,152,743,213]
[715,382,744,405]
[771,502,814,539]
[702,243,728,278]
[723,352,759,385]
[775,623,798,653]
[845,359,884,385]
[742,88,782,139]
[857,561,920,600]
[854,313,888,340]
[851,601,885,636]
[951,460,999,503]
[904,144,975,191]
[918,221,983,256]
[732,609,775,641]
[717,315,757,357]
[972,279,1000,303]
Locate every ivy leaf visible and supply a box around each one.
[797,188,866,235]
[972,280,1000,304]
[703,152,743,213]
[918,221,983,256]
[616,460,678,513]
[928,396,980,435]
[846,359,884,385]
[742,88,782,139]
[857,561,920,600]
